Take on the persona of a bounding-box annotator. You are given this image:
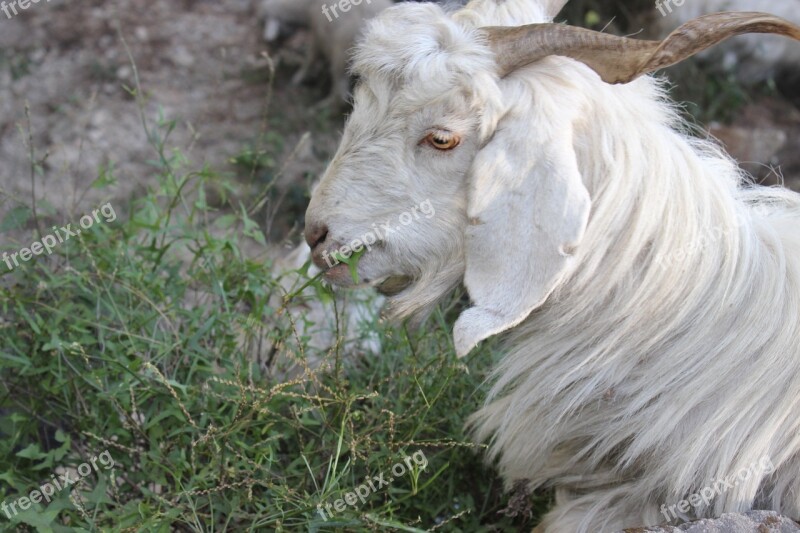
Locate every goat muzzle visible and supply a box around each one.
[483,12,800,84]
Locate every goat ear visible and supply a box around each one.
[454,117,590,357]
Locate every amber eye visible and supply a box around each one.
[423,131,461,151]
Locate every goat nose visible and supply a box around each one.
[305,223,329,250]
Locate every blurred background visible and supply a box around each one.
[0,1,798,531]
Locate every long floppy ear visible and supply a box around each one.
[454,114,590,357]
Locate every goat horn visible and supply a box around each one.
[484,12,800,84]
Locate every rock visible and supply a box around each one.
[709,125,787,177]
[171,45,195,68]
[623,511,800,532]
[707,98,800,191]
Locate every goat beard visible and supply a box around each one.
[380,258,465,328]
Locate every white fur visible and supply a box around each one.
[304,1,800,531]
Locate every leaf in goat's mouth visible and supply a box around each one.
[331,248,366,284]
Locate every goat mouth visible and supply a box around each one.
[376,275,413,296]
[321,263,352,284]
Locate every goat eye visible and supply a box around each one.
[422,131,461,151]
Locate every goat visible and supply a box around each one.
[302,0,800,531]
[258,0,393,107]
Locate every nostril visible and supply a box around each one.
[305,223,329,250]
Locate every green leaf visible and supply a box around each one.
[312,279,334,305]
[16,443,44,460]
[213,214,238,230]
[331,248,366,284]
[11,499,72,530]
[297,259,312,277]
[91,162,118,189]
[0,206,32,232]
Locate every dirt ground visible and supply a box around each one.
[0,0,798,241]
[0,0,344,242]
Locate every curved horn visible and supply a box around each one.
[484,12,800,84]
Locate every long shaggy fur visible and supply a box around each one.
[469,48,800,533]
[304,1,800,530]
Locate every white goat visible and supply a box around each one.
[652,0,800,83]
[303,0,800,531]
[258,0,393,106]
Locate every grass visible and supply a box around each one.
[0,59,548,531]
